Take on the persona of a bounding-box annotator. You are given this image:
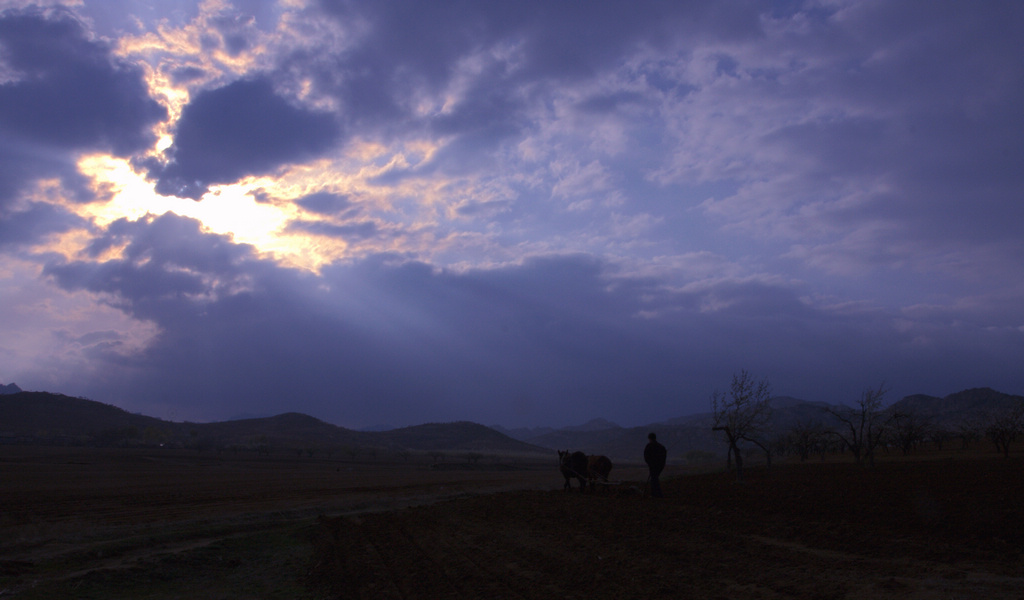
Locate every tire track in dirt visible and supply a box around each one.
[4,464,559,598]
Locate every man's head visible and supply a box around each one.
[648,432,656,441]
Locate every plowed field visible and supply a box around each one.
[2,447,1023,599]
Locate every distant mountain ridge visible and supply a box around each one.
[490,424,555,441]
[1,387,1019,462]
[561,418,622,432]
[491,418,621,444]
[509,387,1024,462]
[0,382,23,395]
[0,392,547,456]
[890,387,1023,425]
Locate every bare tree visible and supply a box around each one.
[823,384,893,466]
[891,410,931,455]
[711,370,772,480]
[928,428,954,452]
[955,418,983,450]
[788,420,827,462]
[984,400,1024,458]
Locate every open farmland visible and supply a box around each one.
[2,446,1023,599]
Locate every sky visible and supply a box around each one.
[0,0,1022,429]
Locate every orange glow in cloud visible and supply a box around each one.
[71,154,350,271]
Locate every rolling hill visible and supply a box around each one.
[890,387,1024,425]
[509,388,1024,462]
[0,391,548,456]
[0,382,22,394]
[1,387,1020,462]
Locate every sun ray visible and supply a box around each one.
[72,154,349,271]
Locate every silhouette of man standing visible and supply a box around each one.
[644,432,667,497]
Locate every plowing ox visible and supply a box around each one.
[559,451,614,492]
[587,455,613,490]
[558,450,588,492]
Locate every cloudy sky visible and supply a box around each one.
[1,0,1021,429]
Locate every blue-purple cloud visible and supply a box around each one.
[0,6,165,212]
[147,78,341,199]
[0,7,165,155]
[295,192,352,215]
[0,201,86,249]
[37,212,1024,427]
[2,1,1022,429]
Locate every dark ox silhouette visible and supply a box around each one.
[558,450,588,492]
[587,455,613,491]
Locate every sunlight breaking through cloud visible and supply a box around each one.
[0,1,1021,428]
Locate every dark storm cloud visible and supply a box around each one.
[295,192,352,215]
[206,12,255,56]
[315,0,757,84]
[0,144,74,208]
[0,6,166,208]
[169,65,206,85]
[38,212,1024,427]
[0,7,166,155]
[696,1,1024,287]
[146,78,341,199]
[47,214,254,317]
[0,201,86,249]
[576,91,651,115]
[760,9,1024,246]
[285,219,378,241]
[5,1,1023,429]
[304,0,759,166]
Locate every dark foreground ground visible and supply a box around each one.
[2,447,1023,599]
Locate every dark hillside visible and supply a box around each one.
[0,382,23,394]
[489,424,555,441]
[527,389,1024,462]
[527,397,844,462]
[0,392,171,444]
[892,387,1024,425]
[197,412,373,450]
[4,387,1019,458]
[766,397,841,431]
[0,393,548,456]
[378,421,548,454]
[560,418,621,432]
[528,424,636,454]
[603,424,719,464]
